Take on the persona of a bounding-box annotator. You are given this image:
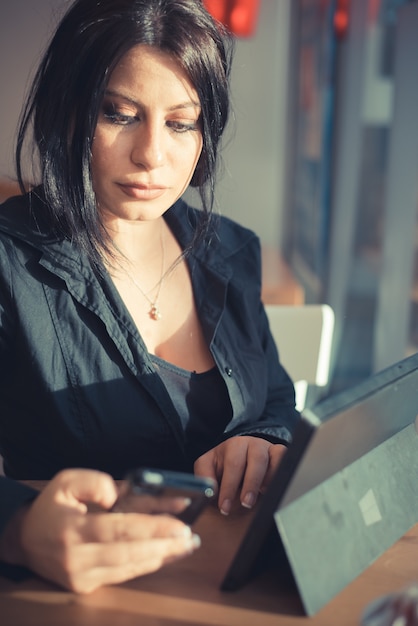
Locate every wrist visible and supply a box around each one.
[0,503,31,567]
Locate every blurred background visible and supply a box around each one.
[1,0,417,401]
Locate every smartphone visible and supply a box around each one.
[111,468,217,525]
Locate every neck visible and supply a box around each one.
[104,216,165,267]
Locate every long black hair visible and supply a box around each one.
[16,0,233,268]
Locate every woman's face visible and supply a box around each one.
[91,45,203,223]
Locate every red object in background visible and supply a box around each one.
[204,0,261,37]
[334,0,350,38]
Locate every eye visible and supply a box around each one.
[167,120,200,133]
[101,103,138,126]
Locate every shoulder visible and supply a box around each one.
[169,202,263,295]
[212,212,259,256]
[168,199,260,259]
[0,193,30,227]
[0,188,56,249]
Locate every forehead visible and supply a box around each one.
[108,44,200,104]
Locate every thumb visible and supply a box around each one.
[51,469,118,511]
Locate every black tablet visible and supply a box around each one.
[221,352,418,615]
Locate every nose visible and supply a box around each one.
[131,123,164,170]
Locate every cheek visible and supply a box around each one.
[91,137,115,181]
[188,137,203,173]
[92,127,119,162]
[90,153,104,188]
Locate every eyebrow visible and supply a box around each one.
[104,89,201,111]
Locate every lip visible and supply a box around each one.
[117,182,167,201]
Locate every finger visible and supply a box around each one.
[260,444,287,492]
[194,452,219,484]
[77,511,193,544]
[60,534,201,593]
[111,494,191,516]
[217,446,248,516]
[239,442,270,509]
[86,532,200,570]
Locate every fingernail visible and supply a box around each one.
[173,525,192,538]
[242,492,256,509]
[185,533,201,553]
[220,499,232,516]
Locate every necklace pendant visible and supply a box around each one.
[149,304,162,321]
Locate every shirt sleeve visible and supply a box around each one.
[0,476,38,581]
[225,300,301,445]
[214,226,301,446]
[0,476,38,535]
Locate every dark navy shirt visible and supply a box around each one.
[0,191,299,485]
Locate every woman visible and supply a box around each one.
[0,0,299,591]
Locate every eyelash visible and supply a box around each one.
[102,108,199,133]
[102,110,137,126]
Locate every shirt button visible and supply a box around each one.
[225,367,233,377]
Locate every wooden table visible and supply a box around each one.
[1,483,418,626]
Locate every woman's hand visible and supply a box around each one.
[0,469,200,593]
[194,436,287,516]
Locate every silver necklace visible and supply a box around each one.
[122,228,166,321]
